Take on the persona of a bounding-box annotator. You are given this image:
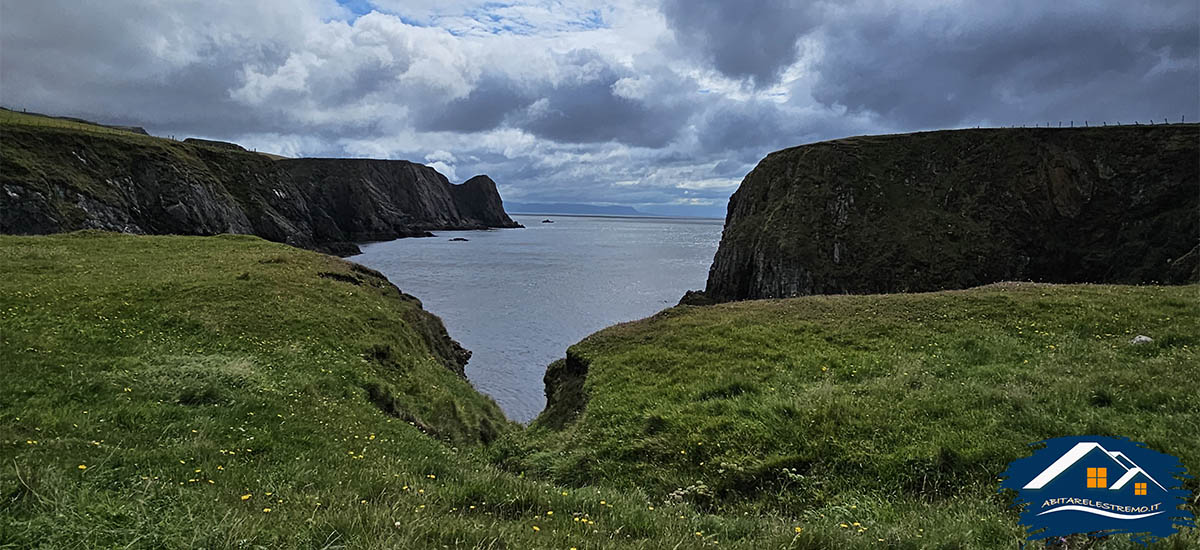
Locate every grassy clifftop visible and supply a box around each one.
[497,283,1200,548]
[0,233,516,547]
[0,232,826,549]
[4,233,1197,548]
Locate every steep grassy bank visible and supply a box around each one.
[496,284,1200,548]
[0,232,818,549]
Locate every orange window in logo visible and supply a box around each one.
[1135,482,1147,495]
[1087,467,1107,488]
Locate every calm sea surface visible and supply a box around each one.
[350,214,724,423]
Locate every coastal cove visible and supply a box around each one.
[351,214,724,422]
[3,105,1198,548]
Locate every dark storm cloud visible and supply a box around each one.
[696,99,795,152]
[517,80,681,148]
[807,1,1200,128]
[660,0,816,86]
[713,159,751,177]
[416,76,533,133]
[514,51,695,148]
[416,51,695,147]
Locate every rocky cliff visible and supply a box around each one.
[0,123,521,255]
[705,125,1199,302]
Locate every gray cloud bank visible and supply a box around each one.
[2,0,1196,216]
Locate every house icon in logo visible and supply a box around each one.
[1023,442,1167,502]
[1000,435,1195,544]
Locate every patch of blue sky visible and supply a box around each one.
[578,8,603,30]
[334,1,433,27]
[335,0,372,17]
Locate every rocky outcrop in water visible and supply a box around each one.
[705,125,1200,302]
[1,124,521,255]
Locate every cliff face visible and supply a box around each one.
[705,125,1200,302]
[0,125,521,255]
[452,175,522,228]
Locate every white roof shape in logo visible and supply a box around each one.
[1022,442,1166,491]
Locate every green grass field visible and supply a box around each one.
[0,232,812,549]
[1,232,1197,548]
[494,283,1200,548]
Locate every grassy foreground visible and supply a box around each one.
[2,233,1197,548]
[495,283,1200,548]
[0,233,808,549]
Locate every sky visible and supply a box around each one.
[1,1,1196,217]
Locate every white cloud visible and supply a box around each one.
[1,0,1194,216]
[427,161,459,181]
[671,197,717,206]
[426,150,458,164]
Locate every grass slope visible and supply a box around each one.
[0,107,284,158]
[3,233,1196,548]
[0,232,816,549]
[0,111,271,201]
[496,283,1200,548]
